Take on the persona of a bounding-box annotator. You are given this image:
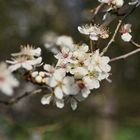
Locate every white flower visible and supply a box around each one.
[120,24,132,42]
[56,35,74,50]
[85,50,111,73]
[78,24,100,40]
[78,24,109,41]
[76,80,91,98]
[12,45,41,57]
[70,67,88,79]
[41,93,64,108]
[6,56,42,72]
[47,69,79,99]
[0,63,19,96]
[55,47,73,65]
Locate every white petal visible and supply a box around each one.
[1,83,13,96]
[63,76,74,85]
[90,34,98,41]
[28,57,42,65]
[54,68,66,81]
[7,75,19,87]
[8,64,21,72]
[62,84,72,95]
[55,99,64,108]
[78,26,89,35]
[41,94,52,105]
[44,64,53,72]
[121,33,132,42]
[81,88,91,98]
[34,48,41,56]
[83,76,100,89]
[22,63,33,70]
[54,86,63,99]
[101,56,110,64]
[31,71,39,77]
[70,98,78,110]
[48,77,57,87]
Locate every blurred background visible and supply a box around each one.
[0,0,140,140]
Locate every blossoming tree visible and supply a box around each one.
[0,0,140,110]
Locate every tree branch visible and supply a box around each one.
[0,89,42,106]
[110,48,140,62]
[130,40,140,48]
[101,20,122,55]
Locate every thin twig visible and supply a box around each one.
[0,89,42,106]
[130,40,140,48]
[91,3,104,20]
[101,20,122,55]
[110,48,140,62]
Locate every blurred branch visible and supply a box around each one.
[0,89,42,106]
[110,48,140,62]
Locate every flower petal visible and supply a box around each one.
[55,99,64,108]
[8,64,21,72]
[70,98,78,110]
[41,94,52,105]
[54,86,63,99]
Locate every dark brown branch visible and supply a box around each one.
[0,89,42,106]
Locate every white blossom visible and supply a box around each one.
[120,24,132,42]
[0,63,19,96]
[85,50,111,74]
[55,47,73,65]
[76,80,91,98]
[6,56,42,72]
[78,24,109,41]
[47,69,79,99]
[12,45,41,57]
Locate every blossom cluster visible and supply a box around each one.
[33,36,111,110]
[0,0,137,110]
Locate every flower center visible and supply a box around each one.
[88,72,94,78]
[63,53,69,58]
[77,80,85,89]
